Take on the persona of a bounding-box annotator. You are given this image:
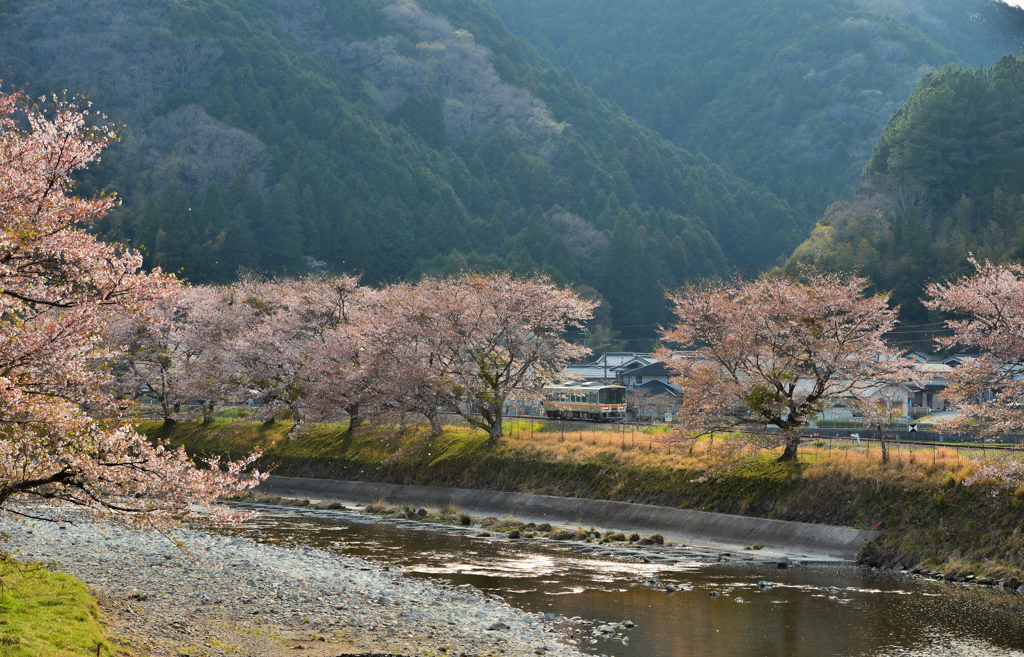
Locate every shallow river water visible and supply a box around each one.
[229,508,1024,657]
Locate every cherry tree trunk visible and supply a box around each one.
[427,411,443,437]
[876,426,889,462]
[487,404,504,441]
[777,433,800,462]
[347,404,363,431]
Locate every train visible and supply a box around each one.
[541,382,628,421]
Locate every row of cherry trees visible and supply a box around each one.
[658,261,1024,462]
[0,85,593,523]
[105,272,594,441]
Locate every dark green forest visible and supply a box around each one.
[490,0,1024,220]
[785,51,1024,344]
[3,0,1024,349]
[0,0,813,345]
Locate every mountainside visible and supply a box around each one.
[785,52,1024,340]
[488,0,1024,219]
[0,0,813,344]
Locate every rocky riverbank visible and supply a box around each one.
[0,506,586,657]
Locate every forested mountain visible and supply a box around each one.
[784,52,1024,343]
[488,0,1024,219]
[0,0,812,344]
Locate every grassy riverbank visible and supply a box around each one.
[141,418,1024,582]
[0,559,115,656]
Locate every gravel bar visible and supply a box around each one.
[1,506,585,657]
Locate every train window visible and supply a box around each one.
[601,388,624,404]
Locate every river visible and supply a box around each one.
[228,506,1024,657]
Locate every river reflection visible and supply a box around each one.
[226,508,1024,657]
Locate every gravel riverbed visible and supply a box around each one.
[1,506,586,657]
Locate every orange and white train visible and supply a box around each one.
[541,382,628,421]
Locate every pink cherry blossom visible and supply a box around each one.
[0,88,263,525]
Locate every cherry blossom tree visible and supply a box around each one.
[660,272,907,461]
[295,275,384,430]
[403,274,594,441]
[222,275,325,427]
[924,257,1024,435]
[0,88,262,522]
[105,285,240,425]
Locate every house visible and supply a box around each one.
[561,352,657,383]
[615,360,677,388]
[907,362,953,417]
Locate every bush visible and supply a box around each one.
[629,533,641,542]
[459,513,472,526]
[494,517,524,530]
[536,523,552,532]
[366,500,387,513]
[548,529,574,540]
[324,501,345,510]
[480,516,500,528]
[604,532,627,542]
[649,533,665,545]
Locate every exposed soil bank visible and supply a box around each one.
[257,476,874,561]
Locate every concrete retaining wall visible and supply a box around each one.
[258,476,875,561]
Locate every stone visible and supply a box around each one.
[1017,584,1024,595]
[417,508,428,517]
[777,557,790,569]
[709,591,720,597]
[665,585,678,592]
[622,620,635,628]
[488,622,510,630]
[597,625,614,634]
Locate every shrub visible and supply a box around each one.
[536,523,552,532]
[649,533,665,545]
[460,513,472,526]
[366,500,387,513]
[495,517,524,529]
[549,529,574,540]
[629,533,641,542]
[480,516,500,528]
[604,532,627,542]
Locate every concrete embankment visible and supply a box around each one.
[258,475,876,561]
